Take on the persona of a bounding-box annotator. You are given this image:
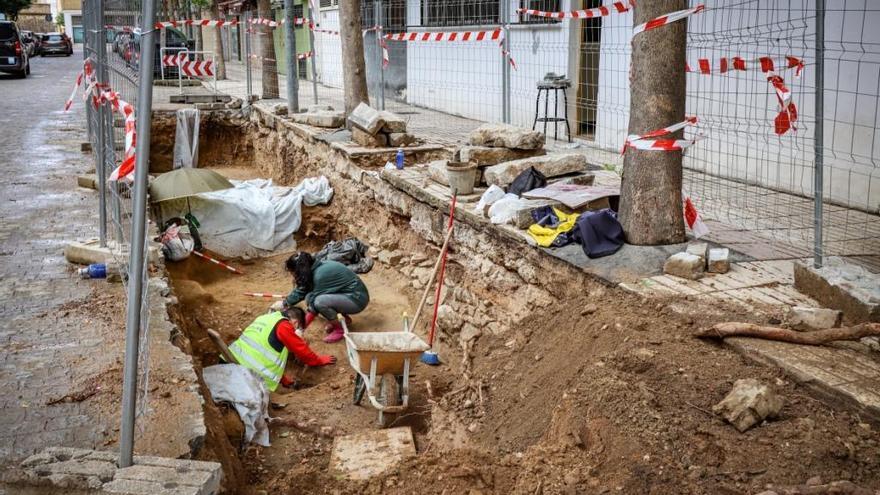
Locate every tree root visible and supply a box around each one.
[695,322,880,346]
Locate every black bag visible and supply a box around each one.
[572,208,624,258]
[508,166,547,196]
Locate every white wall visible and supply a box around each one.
[313,7,343,88]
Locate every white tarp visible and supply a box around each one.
[173,108,200,169]
[158,176,333,258]
[203,364,271,446]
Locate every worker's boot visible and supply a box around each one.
[304,311,317,329]
[323,320,345,343]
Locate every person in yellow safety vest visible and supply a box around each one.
[227,307,336,392]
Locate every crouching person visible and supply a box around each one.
[227,307,336,392]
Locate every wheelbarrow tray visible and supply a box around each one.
[345,331,430,376]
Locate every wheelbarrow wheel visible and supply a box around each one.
[378,373,401,427]
[353,374,366,405]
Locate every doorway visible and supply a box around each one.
[575,0,602,139]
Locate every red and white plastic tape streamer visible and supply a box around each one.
[155,19,239,28]
[248,17,308,27]
[621,116,702,154]
[500,40,517,70]
[684,195,710,238]
[243,292,285,299]
[311,26,339,35]
[192,250,244,274]
[517,1,630,19]
[179,59,214,77]
[385,28,501,42]
[63,59,90,111]
[686,56,804,76]
[768,74,798,135]
[297,50,313,60]
[633,4,705,35]
[104,90,137,182]
[362,26,390,68]
[162,52,186,67]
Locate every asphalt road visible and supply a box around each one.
[0,48,120,463]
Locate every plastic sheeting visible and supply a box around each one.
[173,108,200,169]
[203,364,271,446]
[157,176,334,258]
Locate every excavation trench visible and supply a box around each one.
[150,109,880,495]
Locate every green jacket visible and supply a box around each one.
[285,260,369,309]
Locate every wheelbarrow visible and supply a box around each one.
[340,314,430,427]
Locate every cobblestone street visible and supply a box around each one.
[0,49,119,464]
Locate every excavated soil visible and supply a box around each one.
[154,119,880,495]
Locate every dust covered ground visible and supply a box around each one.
[163,189,880,495]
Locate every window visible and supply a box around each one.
[360,0,406,33]
[292,4,304,26]
[298,58,307,78]
[517,0,561,25]
[319,0,337,8]
[420,0,499,27]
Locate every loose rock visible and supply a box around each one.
[469,123,545,150]
[712,378,783,432]
[664,252,705,280]
[707,248,730,274]
[786,306,843,331]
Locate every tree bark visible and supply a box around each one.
[695,322,880,345]
[209,1,226,80]
[338,0,369,114]
[257,0,279,98]
[618,0,688,245]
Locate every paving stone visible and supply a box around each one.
[387,132,417,147]
[458,145,546,166]
[786,306,843,330]
[378,110,407,133]
[347,102,384,135]
[469,123,545,150]
[351,126,388,148]
[793,258,880,323]
[708,247,730,274]
[77,174,98,190]
[663,252,705,280]
[290,110,344,128]
[686,242,708,265]
[483,153,588,187]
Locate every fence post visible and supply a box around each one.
[245,10,253,103]
[94,0,109,248]
[118,0,158,468]
[374,0,384,110]
[284,0,299,113]
[307,1,318,104]
[813,0,825,269]
[500,0,511,124]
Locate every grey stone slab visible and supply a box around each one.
[793,257,880,323]
[458,145,546,166]
[483,153,588,187]
[347,102,384,134]
[469,123,545,150]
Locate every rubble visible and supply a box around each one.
[388,132,417,147]
[347,103,418,148]
[379,111,407,133]
[663,252,704,280]
[483,153,587,188]
[458,145,545,166]
[352,126,388,148]
[707,247,730,274]
[713,378,783,432]
[469,123,545,150]
[786,306,843,330]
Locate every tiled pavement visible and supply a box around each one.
[0,50,118,464]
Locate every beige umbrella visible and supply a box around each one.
[149,168,234,203]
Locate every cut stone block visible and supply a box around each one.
[459,145,546,167]
[686,242,708,265]
[65,238,159,266]
[469,123,545,150]
[707,248,730,274]
[786,306,843,330]
[347,102,384,135]
[427,160,481,187]
[351,126,388,148]
[483,153,588,188]
[663,252,704,280]
[307,104,334,112]
[330,427,416,480]
[387,132,417,147]
[290,110,345,128]
[713,378,783,432]
[793,258,880,323]
[379,110,407,133]
[77,174,98,190]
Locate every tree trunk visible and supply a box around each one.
[257,0,279,98]
[210,2,227,80]
[618,0,688,245]
[338,0,369,114]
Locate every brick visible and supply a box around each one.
[707,248,730,274]
[664,252,705,280]
[77,174,98,190]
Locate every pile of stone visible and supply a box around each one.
[663,242,730,280]
[347,102,418,148]
[290,104,345,128]
[430,122,589,188]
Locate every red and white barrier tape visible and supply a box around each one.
[517,1,630,19]
[686,56,804,77]
[192,250,245,274]
[622,116,702,154]
[243,292,285,299]
[500,40,517,70]
[155,19,239,28]
[297,50,313,61]
[248,16,308,27]
[311,26,339,36]
[633,4,705,35]
[684,195,709,238]
[385,27,501,42]
[768,73,798,135]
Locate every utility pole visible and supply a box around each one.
[339,0,368,114]
[618,0,688,245]
[283,0,299,113]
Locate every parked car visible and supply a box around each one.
[20,30,36,57]
[125,27,193,77]
[40,32,73,56]
[0,21,30,77]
